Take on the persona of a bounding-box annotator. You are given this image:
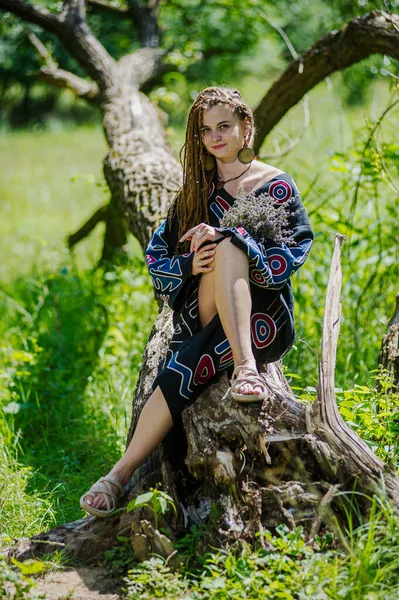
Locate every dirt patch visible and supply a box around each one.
[35,566,122,600]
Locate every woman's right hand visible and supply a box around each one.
[192,243,217,276]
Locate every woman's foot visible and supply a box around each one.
[232,358,264,395]
[82,462,132,512]
[230,358,267,402]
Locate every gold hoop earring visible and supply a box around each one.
[237,146,255,164]
[237,140,255,164]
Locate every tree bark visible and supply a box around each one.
[378,293,399,391]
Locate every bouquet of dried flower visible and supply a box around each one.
[220,190,301,246]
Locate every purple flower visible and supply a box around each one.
[220,191,301,246]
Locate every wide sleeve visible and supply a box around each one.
[214,174,313,290]
[145,216,195,312]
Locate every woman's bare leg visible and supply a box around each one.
[84,385,173,510]
[87,239,260,510]
[198,238,263,395]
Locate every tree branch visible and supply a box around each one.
[61,0,86,21]
[253,11,399,154]
[38,68,100,102]
[87,0,130,17]
[316,233,346,424]
[67,204,108,249]
[0,0,117,92]
[26,30,100,102]
[0,0,61,33]
[126,0,161,47]
[86,0,161,47]
[117,47,172,91]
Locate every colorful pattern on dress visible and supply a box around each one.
[146,172,313,424]
[145,219,194,310]
[269,179,293,204]
[209,194,231,220]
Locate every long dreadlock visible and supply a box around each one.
[169,86,255,253]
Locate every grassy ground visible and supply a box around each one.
[0,75,399,598]
[0,125,157,536]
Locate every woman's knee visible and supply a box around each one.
[214,237,249,266]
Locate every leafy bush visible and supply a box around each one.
[123,557,189,599]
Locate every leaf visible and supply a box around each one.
[133,491,154,505]
[159,496,167,514]
[11,557,46,575]
[127,491,154,512]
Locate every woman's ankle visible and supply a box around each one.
[109,461,134,486]
[235,356,256,368]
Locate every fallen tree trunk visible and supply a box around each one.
[6,235,399,565]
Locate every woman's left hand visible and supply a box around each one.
[179,223,224,253]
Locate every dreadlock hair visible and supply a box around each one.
[169,86,255,253]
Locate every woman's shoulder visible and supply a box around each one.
[252,161,285,182]
[238,163,294,197]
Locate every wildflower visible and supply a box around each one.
[220,190,301,245]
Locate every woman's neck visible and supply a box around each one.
[216,159,250,183]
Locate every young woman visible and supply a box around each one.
[80,86,313,517]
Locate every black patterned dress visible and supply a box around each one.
[145,173,313,424]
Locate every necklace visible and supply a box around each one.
[216,163,252,190]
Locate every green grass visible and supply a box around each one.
[0,125,107,279]
[0,258,157,536]
[0,125,158,539]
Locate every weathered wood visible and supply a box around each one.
[309,235,399,504]
[378,292,399,391]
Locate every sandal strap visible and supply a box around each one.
[231,364,261,382]
[230,363,267,395]
[101,475,125,495]
[84,477,124,512]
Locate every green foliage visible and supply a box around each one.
[336,494,399,599]
[188,526,336,600]
[297,369,399,468]
[284,92,399,385]
[336,373,399,467]
[127,488,177,530]
[104,536,136,576]
[0,554,44,600]
[0,128,157,536]
[1,0,392,128]
[0,440,55,541]
[123,501,399,599]
[123,557,190,599]
[0,256,157,533]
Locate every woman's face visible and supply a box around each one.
[201,104,249,163]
